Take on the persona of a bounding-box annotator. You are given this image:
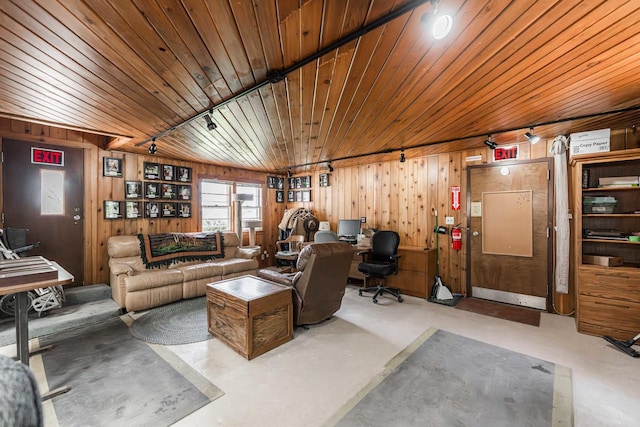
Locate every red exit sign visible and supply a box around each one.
[31,147,64,166]
[493,145,519,161]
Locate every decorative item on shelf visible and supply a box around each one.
[144,162,160,180]
[125,181,142,199]
[104,200,122,219]
[103,157,123,177]
[162,164,175,181]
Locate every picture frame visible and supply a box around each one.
[161,202,177,218]
[276,177,285,189]
[178,203,191,218]
[295,177,302,189]
[302,176,311,188]
[302,190,311,202]
[162,164,175,181]
[319,173,330,187]
[177,185,191,201]
[288,177,295,189]
[177,166,192,183]
[104,200,122,219]
[295,191,303,202]
[144,162,160,180]
[161,183,176,199]
[287,190,294,202]
[125,201,142,219]
[267,176,277,189]
[144,182,160,199]
[124,180,142,198]
[145,201,160,218]
[103,157,123,177]
[276,190,284,203]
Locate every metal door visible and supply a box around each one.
[2,139,84,284]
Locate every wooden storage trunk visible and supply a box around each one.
[207,275,293,359]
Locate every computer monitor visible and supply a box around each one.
[337,219,360,243]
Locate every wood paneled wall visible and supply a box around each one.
[2,118,637,316]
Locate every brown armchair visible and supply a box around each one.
[258,242,354,326]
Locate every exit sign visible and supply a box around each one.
[31,147,64,166]
[493,145,518,162]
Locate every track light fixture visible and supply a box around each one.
[484,135,497,150]
[204,110,217,131]
[524,127,540,144]
[422,0,453,40]
[149,138,157,155]
[400,149,406,163]
[287,169,292,178]
[328,162,334,172]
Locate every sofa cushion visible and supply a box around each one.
[179,263,224,281]
[108,235,141,258]
[124,269,183,292]
[217,258,259,276]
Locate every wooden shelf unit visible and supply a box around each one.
[571,149,640,340]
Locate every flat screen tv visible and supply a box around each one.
[337,219,360,241]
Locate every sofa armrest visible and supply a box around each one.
[237,246,260,259]
[109,262,134,276]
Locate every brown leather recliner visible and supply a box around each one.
[257,241,354,326]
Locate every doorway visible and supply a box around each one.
[466,159,552,310]
[2,139,84,285]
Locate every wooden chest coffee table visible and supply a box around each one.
[206,275,293,359]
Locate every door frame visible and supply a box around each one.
[465,158,554,311]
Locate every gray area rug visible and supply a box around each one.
[129,297,211,345]
[329,328,573,427]
[40,316,223,427]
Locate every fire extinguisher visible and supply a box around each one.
[451,225,462,251]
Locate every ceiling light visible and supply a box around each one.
[432,14,452,39]
[204,111,217,131]
[149,139,157,155]
[400,149,406,163]
[484,135,497,150]
[328,162,334,172]
[524,127,540,144]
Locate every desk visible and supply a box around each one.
[349,246,436,298]
[0,262,73,366]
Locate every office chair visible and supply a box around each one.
[357,230,402,303]
[313,230,339,243]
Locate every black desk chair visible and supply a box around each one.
[357,230,402,303]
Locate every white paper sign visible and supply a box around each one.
[569,128,610,157]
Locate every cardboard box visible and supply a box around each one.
[583,255,624,267]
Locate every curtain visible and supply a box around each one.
[550,135,570,294]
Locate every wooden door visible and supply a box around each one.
[2,139,84,285]
[467,160,552,310]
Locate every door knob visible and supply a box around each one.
[73,215,81,221]
[472,231,479,237]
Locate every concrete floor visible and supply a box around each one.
[2,285,639,426]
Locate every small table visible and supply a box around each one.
[207,275,293,359]
[0,261,73,400]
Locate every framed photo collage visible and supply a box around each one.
[103,158,192,220]
[267,174,312,203]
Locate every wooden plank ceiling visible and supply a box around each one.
[1,0,639,172]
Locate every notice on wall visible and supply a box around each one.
[470,202,482,217]
[569,128,610,157]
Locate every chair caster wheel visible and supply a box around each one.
[373,298,378,304]
[398,296,403,303]
[358,291,363,297]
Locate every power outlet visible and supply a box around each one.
[445,216,455,225]
[360,216,366,223]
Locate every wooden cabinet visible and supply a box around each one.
[350,245,436,299]
[571,149,640,339]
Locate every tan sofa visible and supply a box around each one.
[108,232,259,312]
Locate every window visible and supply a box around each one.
[201,179,262,232]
